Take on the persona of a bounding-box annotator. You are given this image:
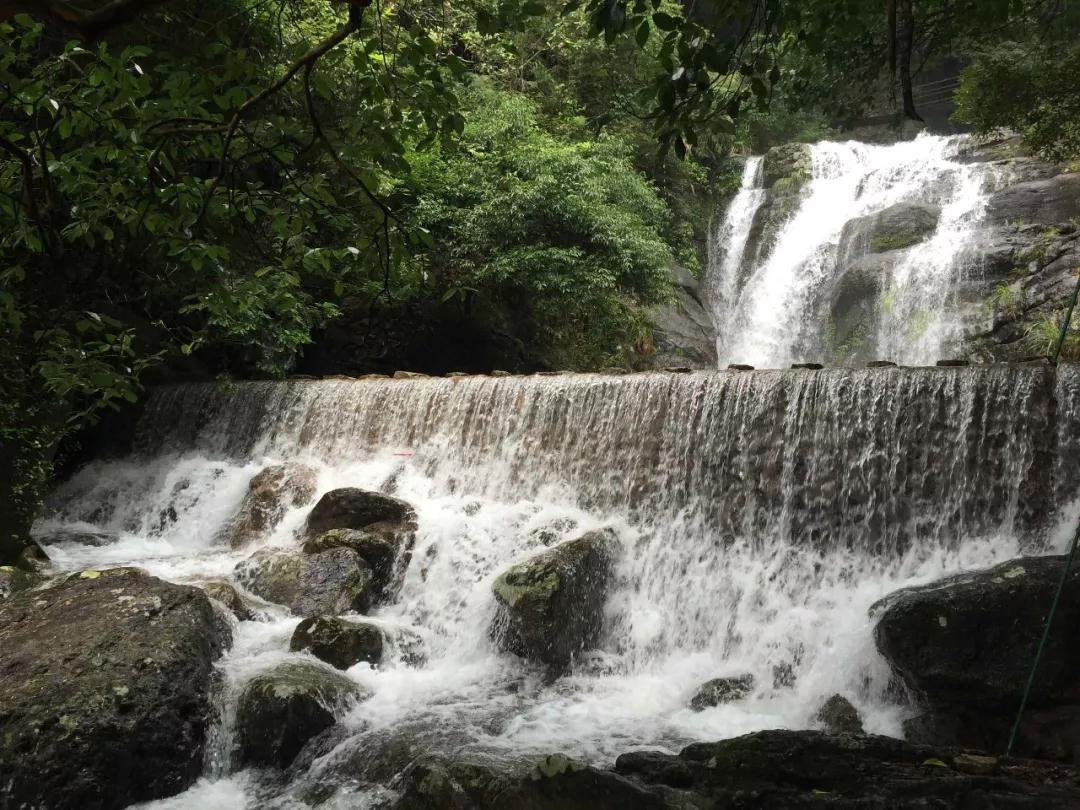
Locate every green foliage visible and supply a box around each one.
[954,42,1080,161]
[407,86,674,369]
[987,282,1028,318]
[1026,309,1080,359]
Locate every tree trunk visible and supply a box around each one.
[898,0,922,121]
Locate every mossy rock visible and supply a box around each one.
[689,674,755,710]
[290,616,384,670]
[303,523,415,603]
[235,661,364,768]
[491,529,618,672]
[234,547,375,616]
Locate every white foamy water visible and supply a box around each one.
[711,134,998,368]
[36,366,1080,807]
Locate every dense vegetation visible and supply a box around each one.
[2,0,1079,560]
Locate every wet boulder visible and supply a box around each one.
[226,463,318,549]
[491,529,617,671]
[689,674,755,711]
[290,616,384,670]
[236,661,365,768]
[0,568,230,809]
[201,579,254,621]
[873,555,1080,761]
[815,694,864,734]
[303,525,414,603]
[843,202,939,254]
[0,564,38,598]
[304,487,416,538]
[235,547,375,616]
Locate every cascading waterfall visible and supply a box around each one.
[37,365,1080,808]
[706,156,765,357]
[709,134,999,368]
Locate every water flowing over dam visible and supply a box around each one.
[38,364,1080,807]
[707,134,1000,368]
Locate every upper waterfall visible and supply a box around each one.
[708,134,1000,368]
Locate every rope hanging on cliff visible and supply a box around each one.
[1006,268,1080,756]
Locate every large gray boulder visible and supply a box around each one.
[304,487,416,538]
[235,547,375,616]
[841,202,939,255]
[225,463,318,549]
[491,529,617,671]
[0,568,230,809]
[290,615,384,670]
[303,525,415,603]
[235,661,363,768]
[873,555,1080,761]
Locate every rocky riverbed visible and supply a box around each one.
[5,473,1080,807]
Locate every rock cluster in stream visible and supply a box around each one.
[14,468,1080,807]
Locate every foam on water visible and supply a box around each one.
[37,366,1080,806]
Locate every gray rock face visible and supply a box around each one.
[390,730,1080,809]
[305,487,417,539]
[988,173,1080,228]
[874,555,1080,761]
[0,568,230,809]
[235,547,375,616]
[816,694,864,734]
[826,251,904,364]
[225,463,318,549]
[290,616,384,670]
[841,202,940,255]
[491,529,617,671]
[689,674,755,710]
[646,265,716,370]
[236,661,363,768]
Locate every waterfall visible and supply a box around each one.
[711,134,999,368]
[37,366,1080,805]
[706,156,765,358]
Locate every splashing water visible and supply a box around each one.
[37,364,1080,807]
[711,134,999,368]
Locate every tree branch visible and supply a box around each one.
[302,60,397,222]
[195,2,369,224]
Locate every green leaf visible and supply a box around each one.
[652,12,679,31]
[635,21,650,48]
